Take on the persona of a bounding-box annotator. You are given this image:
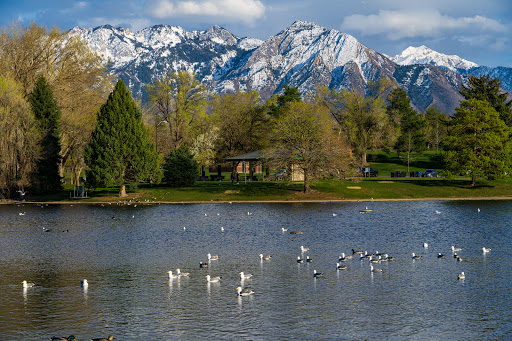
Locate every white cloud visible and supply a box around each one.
[341,9,506,40]
[145,0,266,23]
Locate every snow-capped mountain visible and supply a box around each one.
[71,21,510,114]
[392,46,478,71]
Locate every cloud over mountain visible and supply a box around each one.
[144,0,266,23]
[341,9,506,40]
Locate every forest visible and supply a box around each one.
[1,22,511,198]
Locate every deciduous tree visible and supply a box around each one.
[387,87,426,171]
[0,22,113,185]
[270,101,349,193]
[318,79,395,167]
[424,105,450,152]
[146,70,209,150]
[0,76,40,198]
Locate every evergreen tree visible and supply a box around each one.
[84,80,161,197]
[29,76,62,192]
[268,85,302,117]
[444,99,511,186]
[163,146,199,187]
[460,75,512,125]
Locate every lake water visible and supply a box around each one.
[1,200,511,340]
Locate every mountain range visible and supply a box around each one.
[70,21,512,115]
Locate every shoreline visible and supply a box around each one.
[3,196,512,205]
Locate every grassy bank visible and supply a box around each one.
[12,177,512,204]
[10,151,512,204]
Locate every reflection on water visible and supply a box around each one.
[1,200,512,340]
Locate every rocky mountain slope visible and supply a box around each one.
[70,21,510,114]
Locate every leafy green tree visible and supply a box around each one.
[270,101,349,193]
[424,105,450,152]
[460,75,512,125]
[387,87,426,171]
[85,80,160,197]
[444,99,511,186]
[318,79,395,166]
[0,22,113,185]
[29,76,62,192]
[212,91,268,160]
[163,145,199,186]
[146,70,209,150]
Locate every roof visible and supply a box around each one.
[224,150,263,162]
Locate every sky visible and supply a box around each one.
[1,0,510,67]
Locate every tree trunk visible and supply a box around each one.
[303,169,310,193]
[119,183,127,197]
[361,152,367,167]
[471,174,477,187]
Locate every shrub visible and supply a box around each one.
[163,146,199,186]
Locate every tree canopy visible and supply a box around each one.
[0,76,40,198]
[29,76,62,192]
[146,70,209,150]
[85,80,161,197]
[163,145,199,187]
[444,99,511,186]
[460,75,512,125]
[270,100,349,193]
[318,79,394,167]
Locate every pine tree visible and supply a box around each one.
[460,75,512,125]
[29,76,62,192]
[84,80,161,197]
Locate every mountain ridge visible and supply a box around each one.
[70,21,511,114]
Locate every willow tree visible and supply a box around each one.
[271,101,349,193]
[85,80,161,197]
[0,76,40,198]
[146,70,209,150]
[0,21,113,185]
[444,99,511,186]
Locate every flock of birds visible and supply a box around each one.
[17,205,492,340]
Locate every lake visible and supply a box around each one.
[1,200,511,340]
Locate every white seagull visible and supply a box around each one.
[206,275,221,283]
[22,280,35,288]
[259,254,271,261]
[482,247,491,253]
[458,271,466,280]
[240,272,253,280]
[207,253,219,261]
[176,269,190,277]
[237,286,254,296]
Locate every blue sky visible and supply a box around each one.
[1,0,510,67]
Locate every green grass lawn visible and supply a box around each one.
[20,176,512,203]
[15,150,512,203]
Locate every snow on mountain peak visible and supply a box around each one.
[392,45,478,71]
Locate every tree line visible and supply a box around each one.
[1,22,511,198]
